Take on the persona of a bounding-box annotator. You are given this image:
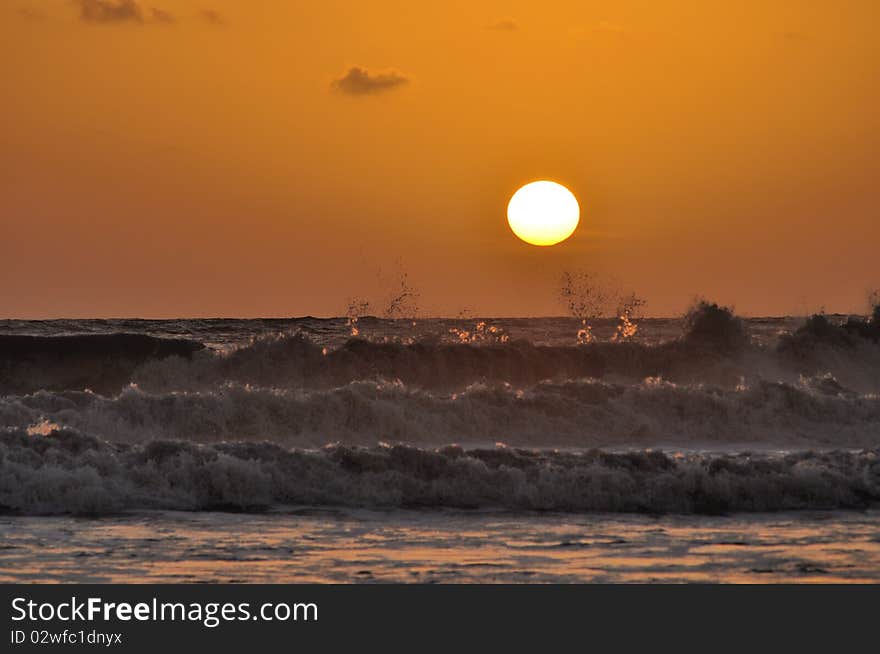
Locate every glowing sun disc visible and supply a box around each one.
[507,181,580,246]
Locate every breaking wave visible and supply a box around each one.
[1,428,877,515]
[3,377,879,449]
[123,331,880,396]
[2,313,878,517]
[3,308,880,396]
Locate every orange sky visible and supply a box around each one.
[2,1,878,317]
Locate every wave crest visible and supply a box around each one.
[1,428,878,515]
[3,377,879,449]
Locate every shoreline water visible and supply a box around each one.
[2,508,878,583]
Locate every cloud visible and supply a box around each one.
[18,7,48,21]
[73,1,178,26]
[488,17,518,32]
[150,7,175,24]
[332,67,410,96]
[75,0,144,23]
[199,9,225,25]
[594,21,628,38]
[782,31,813,42]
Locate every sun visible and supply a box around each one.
[507,181,580,246]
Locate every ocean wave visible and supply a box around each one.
[1,428,877,515]
[0,333,203,395]
[3,319,879,397]
[132,331,880,394]
[3,377,879,448]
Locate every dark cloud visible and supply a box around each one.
[150,7,175,24]
[488,18,518,32]
[332,67,410,96]
[75,0,144,23]
[200,9,225,26]
[72,1,177,27]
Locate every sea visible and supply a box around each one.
[1,313,878,582]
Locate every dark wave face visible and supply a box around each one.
[1,314,879,515]
[0,333,203,395]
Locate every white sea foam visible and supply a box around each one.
[2,377,879,449]
[1,428,878,515]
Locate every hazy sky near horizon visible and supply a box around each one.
[2,1,878,318]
